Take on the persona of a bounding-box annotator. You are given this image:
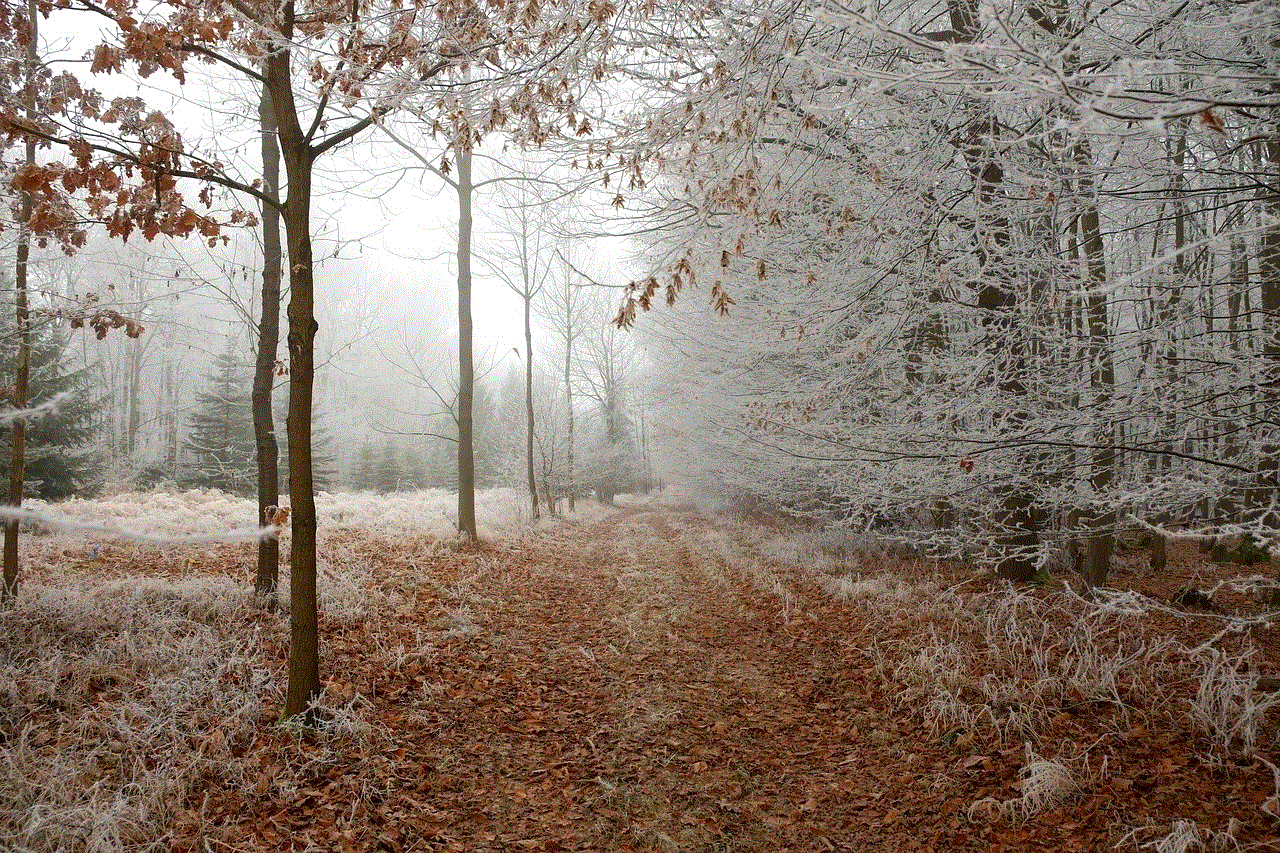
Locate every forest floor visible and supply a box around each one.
[6,497,1280,852]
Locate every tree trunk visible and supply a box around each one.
[253,79,283,606]
[524,288,539,520]
[637,407,650,492]
[541,474,554,517]
[116,370,128,459]
[2,182,31,604]
[163,362,177,476]
[3,0,36,604]
[1077,138,1116,588]
[938,0,1039,580]
[267,25,320,722]
[126,341,142,457]
[566,286,575,513]
[972,125,1037,582]
[1260,135,1280,607]
[456,145,478,540]
[1149,130,1190,574]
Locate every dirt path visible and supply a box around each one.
[176,504,1277,853]
[464,506,882,852]
[392,504,889,852]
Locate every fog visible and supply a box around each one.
[8,138,651,499]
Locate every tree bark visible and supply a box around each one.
[3,0,36,603]
[566,274,575,513]
[266,14,320,721]
[935,0,1039,580]
[541,470,554,516]
[456,145,478,540]
[524,284,539,520]
[1149,129,1190,574]
[1077,138,1116,588]
[971,123,1038,582]
[1260,135,1280,607]
[163,362,177,476]
[126,341,142,456]
[2,178,31,604]
[253,79,283,606]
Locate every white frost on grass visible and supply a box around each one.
[817,572,919,606]
[969,745,1085,823]
[1120,819,1244,852]
[1017,745,1083,815]
[0,575,272,853]
[879,584,1182,743]
[1187,648,1280,763]
[275,552,379,624]
[755,524,895,572]
[33,485,612,546]
[1,486,625,851]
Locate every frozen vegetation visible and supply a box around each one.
[1,488,1276,851]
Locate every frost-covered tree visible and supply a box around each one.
[375,438,400,493]
[181,346,255,497]
[477,181,560,519]
[576,293,644,503]
[620,0,1280,586]
[0,309,102,501]
[536,251,594,511]
[350,440,377,492]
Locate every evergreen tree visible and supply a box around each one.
[420,427,455,490]
[351,440,377,491]
[181,346,256,496]
[401,443,427,490]
[375,438,400,493]
[472,380,503,488]
[276,401,337,494]
[0,311,102,500]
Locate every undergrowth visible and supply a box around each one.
[0,576,275,852]
[4,504,1277,850]
[717,517,1280,842]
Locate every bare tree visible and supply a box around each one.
[539,250,596,511]
[475,182,561,519]
[376,129,484,538]
[2,0,36,602]
[252,79,283,605]
[454,144,479,537]
[576,289,643,503]
[1262,133,1280,605]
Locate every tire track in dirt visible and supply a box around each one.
[179,506,986,852]
[457,504,937,853]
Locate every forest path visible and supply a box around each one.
[183,504,1017,852]
[466,504,879,852]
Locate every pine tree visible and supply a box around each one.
[420,431,455,490]
[276,402,337,494]
[0,311,102,501]
[181,346,256,496]
[375,438,400,493]
[351,440,377,491]
[314,420,337,493]
[472,380,503,488]
[401,444,427,490]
